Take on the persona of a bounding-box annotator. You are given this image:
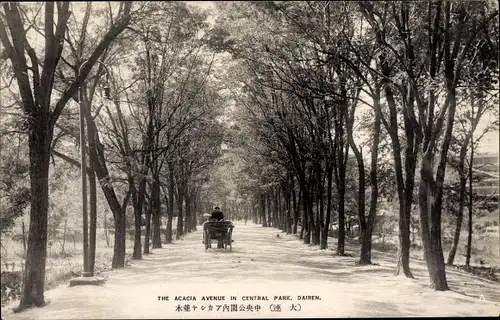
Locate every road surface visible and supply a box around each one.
[2,221,499,318]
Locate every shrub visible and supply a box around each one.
[372,241,398,253]
[48,250,74,259]
[1,271,22,307]
[329,229,338,238]
[411,243,422,250]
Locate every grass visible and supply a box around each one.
[449,264,500,282]
[0,233,136,307]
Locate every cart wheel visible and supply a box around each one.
[204,230,209,251]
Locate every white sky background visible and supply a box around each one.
[478,120,499,154]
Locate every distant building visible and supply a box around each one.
[472,152,499,199]
[474,153,498,171]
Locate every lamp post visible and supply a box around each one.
[77,60,111,278]
[78,82,90,277]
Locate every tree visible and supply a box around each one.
[361,0,498,289]
[117,2,213,250]
[0,127,30,234]
[446,33,499,265]
[0,1,134,310]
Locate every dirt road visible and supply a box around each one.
[2,221,499,318]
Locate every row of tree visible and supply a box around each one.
[0,2,227,311]
[212,1,498,291]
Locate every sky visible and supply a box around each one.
[186,1,216,10]
[478,130,499,154]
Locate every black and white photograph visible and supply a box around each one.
[0,1,499,318]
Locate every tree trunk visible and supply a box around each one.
[104,213,110,247]
[317,190,323,246]
[261,194,267,227]
[84,98,128,268]
[81,101,89,275]
[185,193,191,234]
[447,175,467,265]
[152,212,161,248]
[191,193,197,231]
[282,189,287,232]
[302,184,311,244]
[176,192,184,240]
[273,192,277,228]
[337,177,345,255]
[287,191,292,234]
[419,152,449,290]
[274,190,280,230]
[418,77,457,290]
[131,180,142,260]
[334,81,348,256]
[293,182,299,235]
[309,185,318,245]
[267,193,272,227]
[61,220,67,255]
[252,200,258,224]
[378,51,414,277]
[88,167,97,275]
[359,95,381,264]
[398,199,413,276]
[144,200,152,254]
[279,191,284,231]
[17,126,51,309]
[112,207,126,268]
[321,166,333,250]
[285,187,291,234]
[165,162,175,243]
[348,118,366,254]
[132,163,148,259]
[166,212,173,244]
[400,127,420,274]
[152,174,162,248]
[419,158,447,290]
[315,163,323,246]
[387,93,413,277]
[299,220,304,239]
[282,178,292,234]
[22,221,27,256]
[333,137,347,255]
[466,142,474,267]
[449,92,479,265]
[85,102,98,275]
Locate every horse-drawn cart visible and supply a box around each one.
[203,220,234,252]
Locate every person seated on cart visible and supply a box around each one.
[210,206,224,221]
